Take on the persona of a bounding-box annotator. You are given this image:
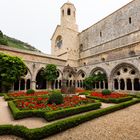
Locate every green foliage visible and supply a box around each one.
[83,73,107,90]
[26,89,35,94]
[48,92,63,105]
[0,53,27,92]
[0,31,8,45]
[44,64,58,81]
[2,99,140,139]
[83,76,93,90]
[87,95,133,103]
[45,102,101,121]
[102,89,111,95]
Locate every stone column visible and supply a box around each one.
[108,80,112,90]
[103,81,105,89]
[19,80,21,91]
[25,79,27,91]
[132,79,134,91]
[124,79,127,91]
[31,80,36,90]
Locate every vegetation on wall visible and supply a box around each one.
[0,53,27,92]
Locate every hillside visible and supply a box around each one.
[0,31,41,52]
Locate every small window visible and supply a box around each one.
[81,73,85,78]
[62,10,64,16]
[123,68,128,73]
[67,8,71,15]
[117,71,120,76]
[80,44,83,52]
[131,70,136,75]
[129,17,132,24]
[100,31,102,37]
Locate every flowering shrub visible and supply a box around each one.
[15,96,94,111]
[48,93,63,105]
[26,89,35,94]
[9,91,49,97]
[90,92,127,99]
[76,88,86,93]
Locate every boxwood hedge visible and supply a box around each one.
[8,101,101,121]
[86,95,133,103]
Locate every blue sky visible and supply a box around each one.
[0,0,132,54]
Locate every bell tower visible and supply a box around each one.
[51,1,79,67]
[61,1,78,31]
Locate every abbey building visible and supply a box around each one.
[0,0,140,92]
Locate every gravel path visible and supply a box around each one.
[46,103,140,140]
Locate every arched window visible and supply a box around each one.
[67,8,71,15]
[55,36,63,48]
[62,10,64,16]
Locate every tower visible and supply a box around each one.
[61,1,78,31]
[51,1,79,67]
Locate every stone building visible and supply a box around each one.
[0,0,140,92]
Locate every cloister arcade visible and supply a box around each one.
[111,63,140,91]
[13,63,140,92]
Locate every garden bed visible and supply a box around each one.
[1,99,140,140]
[8,95,101,121]
[87,92,133,103]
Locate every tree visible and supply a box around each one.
[83,76,94,90]
[0,53,27,92]
[0,30,8,46]
[43,64,58,89]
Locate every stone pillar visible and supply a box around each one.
[118,80,120,90]
[124,79,127,91]
[108,80,112,90]
[25,79,27,91]
[132,79,134,91]
[31,80,36,90]
[103,81,105,89]
[19,80,21,91]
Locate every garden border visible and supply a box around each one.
[86,95,133,103]
[8,101,101,121]
[0,99,140,140]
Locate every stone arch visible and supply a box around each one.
[110,63,140,91]
[90,67,108,78]
[110,63,140,79]
[90,67,108,89]
[76,70,86,88]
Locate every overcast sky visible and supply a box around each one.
[0,0,132,54]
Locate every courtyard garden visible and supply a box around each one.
[0,53,140,139]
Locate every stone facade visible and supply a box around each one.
[1,0,140,92]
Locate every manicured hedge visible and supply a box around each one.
[4,94,49,101]
[87,95,133,103]
[1,99,140,140]
[0,93,5,96]
[8,101,101,121]
[45,102,101,121]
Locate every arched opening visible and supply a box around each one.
[59,80,62,88]
[14,80,19,91]
[134,78,140,91]
[114,79,118,90]
[20,79,25,90]
[55,80,58,89]
[101,81,104,89]
[120,79,125,90]
[105,81,108,89]
[96,82,99,89]
[70,80,72,87]
[36,69,46,89]
[77,80,79,87]
[26,79,30,90]
[127,79,132,90]
[67,8,71,15]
